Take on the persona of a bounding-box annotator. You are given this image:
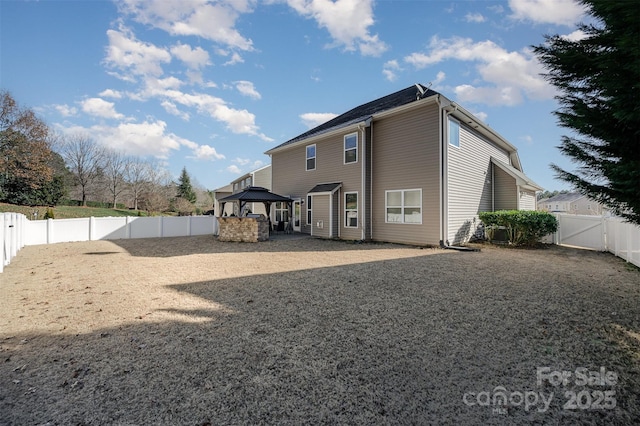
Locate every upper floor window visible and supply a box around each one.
[306,144,316,171]
[345,192,358,227]
[233,182,239,191]
[449,117,460,147]
[344,133,357,164]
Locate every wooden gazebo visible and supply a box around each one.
[218,186,292,231]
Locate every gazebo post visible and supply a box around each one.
[264,202,272,233]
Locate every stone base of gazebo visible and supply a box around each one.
[218,216,269,242]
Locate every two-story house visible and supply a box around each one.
[538,192,606,215]
[213,164,272,217]
[265,84,541,246]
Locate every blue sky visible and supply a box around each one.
[1,0,588,192]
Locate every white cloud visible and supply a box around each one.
[562,29,588,41]
[432,71,446,86]
[382,60,401,82]
[235,81,261,100]
[105,25,171,80]
[118,0,254,51]
[508,0,584,26]
[300,112,338,129]
[519,134,533,145]
[159,89,272,141]
[404,36,554,106]
[98,89,123,99]
[81,98,124,119]
[226,164,242,174]
[234,157,252,166]
[465,12,486,23]
[59,120,196,158]
[170,42,211,69]
[223,52,244,66]
[190,144,225,160]
[470,110,488,123]
[161,100,190,121]
[54,104,77,117]
[286,0,387,56]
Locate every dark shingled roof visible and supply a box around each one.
[268,84,438,152]
[218,186,292,203]
[308,183,342,194]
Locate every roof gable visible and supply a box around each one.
[267,84,437,153]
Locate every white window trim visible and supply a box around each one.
[343,132,358,165]
[344,191,358,228]
[448,117,460,148]
[385,189,422,224]
[306,144,316,171]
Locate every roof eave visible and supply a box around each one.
[265,96,439,156]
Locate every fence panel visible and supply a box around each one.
[48,218,91,243]
[191,216,218,235]
[162,216,190,237]
[2,214,221,273]
[2,213,27,273]
[129,217,163,239]
[555,214,640,268]
[25,220,48,245]
[556,215,605,251]
[93,217,128,240]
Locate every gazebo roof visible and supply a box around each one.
[218,186,292,203]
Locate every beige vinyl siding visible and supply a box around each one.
[271,130,362,236]
[519,190,536,210]
[493,167,517,210]
[447,122,510,244]
[253,167,271,189]
[371,104,440,245]
[310,194,331,238]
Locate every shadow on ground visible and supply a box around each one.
[1,246,639,425]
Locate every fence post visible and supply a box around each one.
[89,216,95,241]
[1,214,5,273]
[47,218,53,244]
[10,213,17,259]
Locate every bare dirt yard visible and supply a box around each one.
[1,235,639,425]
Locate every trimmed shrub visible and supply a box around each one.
[43,207,55,220]
[479,210,558,246]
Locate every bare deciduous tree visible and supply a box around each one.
[124,157,150,210]
[139,162,174,214]
[60,134,105,206]
[103,149,128,208]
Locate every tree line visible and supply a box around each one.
[0,91,211,215]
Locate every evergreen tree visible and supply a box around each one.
[176,166,196,204]
[533,0,640,224]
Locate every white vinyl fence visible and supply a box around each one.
[1,215,218,272]
[1,213,27,273]
[553,214,640,267]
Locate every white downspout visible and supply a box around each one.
[359,124,366,241]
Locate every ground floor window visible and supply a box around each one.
[345,192,358,227]
[307,195,312,224]
[385,189,422,224]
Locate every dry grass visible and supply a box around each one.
[1,236,639,425]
